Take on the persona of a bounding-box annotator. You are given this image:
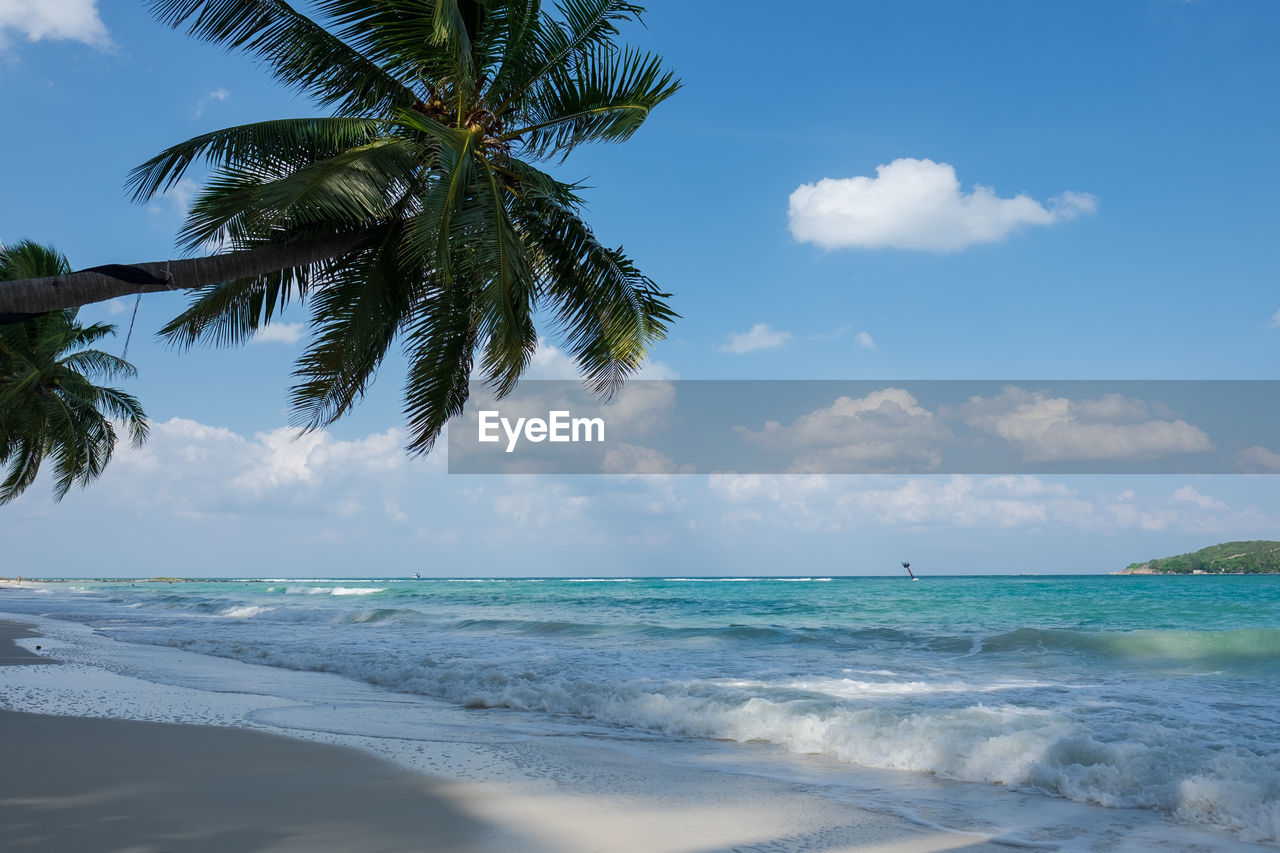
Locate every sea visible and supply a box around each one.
[2,574,1278,850]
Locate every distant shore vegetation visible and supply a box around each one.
[1123,541,1280,574]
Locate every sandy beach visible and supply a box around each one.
[0,617,1012,853]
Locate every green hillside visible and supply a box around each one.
[1123,540,1280,574]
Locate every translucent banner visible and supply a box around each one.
[446,380,1280,474]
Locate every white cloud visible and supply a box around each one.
[517,337,675,381]
[104,417,428,516]
[706,473,1261,534]
[707,473,836,529]
[719,323,791,354]
[0,0,111,52]
[1237,445,1280,473]
[735,388,951,472]
[808,325,851,341]
[955,388,1211,462]
[193,86,231,117]
[1270,309,1280,328]
[855,331,876,350]
[835,476,1077,528]
[383,498,408,523]
[493,484,588,528]
[250,323,305,346]
[148,178,199,222]
[708,474,1087,530]
[788,158,1096,251]
[1172,485,1227,510]
[522,338,580,379]
[601,443,693,475]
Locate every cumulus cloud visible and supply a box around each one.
[735,388,951,472]
[1270,309,1280,328]
[855,331,876,350]
[105,417,428,516]
[954,388,1212,462]
[719,323,791,354]
[788,158,1096,251]
[250,323,305,346]
[0,0,112,52]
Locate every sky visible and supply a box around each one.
[2,0,1279,577]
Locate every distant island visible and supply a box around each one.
[1122,540,1280,574]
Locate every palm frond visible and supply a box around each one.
[503,44,678,159]
[0,437,43,505]
[93,387,151,447]
[0,303,148,504]
[146,0,418,115]
[0,240,71,280]
[490,0,645,115]
[319,0,456,84]
[518,196,675,394]
[159,261,320,349]
[401,277,478,454]
[67,321,118,350]
[179,139,421,249]
[482,0,542,102]
[402,131,477,287]
[290,224,417,429]
[58,349,138,383]
[127,117,389,203]
[473,156,537,395]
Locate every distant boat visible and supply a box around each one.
[413,571,421,579]
[902,561,919,581]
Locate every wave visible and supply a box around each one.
[219,605,271,619]
[154,633,1280,843]
[664,577,754,582]
[278,586,387,596]
[979,627,1280,664]
[438,617,953,650]
[349,608,424,624]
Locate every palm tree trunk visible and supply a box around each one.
[0,231,365,318]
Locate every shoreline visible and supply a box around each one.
[0,619,1013,853]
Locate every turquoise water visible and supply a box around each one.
[7,574,1280,843]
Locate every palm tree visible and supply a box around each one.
[0,241,148,504]
[0,0,679,452]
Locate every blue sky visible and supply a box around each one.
[2,0,1279,576]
